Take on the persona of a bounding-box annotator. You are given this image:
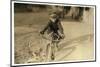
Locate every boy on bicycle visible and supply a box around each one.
[40,12,65,60]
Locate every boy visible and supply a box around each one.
[40,12,65,60]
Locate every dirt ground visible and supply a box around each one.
[14,8,95,64]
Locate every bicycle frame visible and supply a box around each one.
[39,33,62,61]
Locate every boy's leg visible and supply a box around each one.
[55,41,60,50]
[46,43,51,61]
[51,42,55,60]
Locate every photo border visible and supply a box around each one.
[10,0,96,67]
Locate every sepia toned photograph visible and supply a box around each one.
[11,1,96,66]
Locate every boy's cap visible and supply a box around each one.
[49,11,57,15]
[49,12,58,18]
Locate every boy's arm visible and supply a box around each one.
[58,21,65,39]
[58,20,64,34]
[40,22,50,34]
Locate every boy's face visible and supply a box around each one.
[50,15,57,23]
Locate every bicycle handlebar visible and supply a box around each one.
[39,33,62,42]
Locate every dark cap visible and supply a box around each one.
[49,12,58,18]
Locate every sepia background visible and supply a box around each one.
[14,3,95,64]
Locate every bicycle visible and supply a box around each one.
[39,32,64,61]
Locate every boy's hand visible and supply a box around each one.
[61,34,65,39]
[40,31,44,35]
